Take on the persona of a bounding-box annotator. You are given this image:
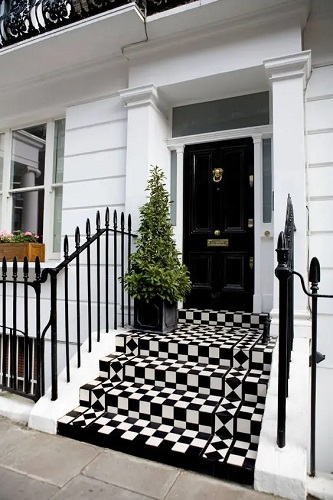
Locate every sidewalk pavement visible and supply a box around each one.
[0,417,282,500]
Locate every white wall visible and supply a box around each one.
[62,93,128,236]
[128,21,301,90]
[304,0,333,473]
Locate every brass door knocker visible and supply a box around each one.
[213,168,223,183]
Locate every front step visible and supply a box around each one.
[115,325,274,370]
[80,357,270,411]
[106,381,221,433]
[58,409,255,484]
[58,310,276,485]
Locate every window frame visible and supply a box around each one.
[0,118,65,261]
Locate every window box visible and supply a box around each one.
[0,243,45,262]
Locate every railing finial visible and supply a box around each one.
[309,257,320,285]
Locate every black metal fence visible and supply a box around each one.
[0,208,135,402]
[275,195,332,477]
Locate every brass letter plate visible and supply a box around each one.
[207,239,229,247]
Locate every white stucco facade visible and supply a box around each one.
[0,0,333,497]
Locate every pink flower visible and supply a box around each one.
[35,235,39,239]
[25,231,32,236]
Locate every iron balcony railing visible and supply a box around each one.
[0,208,136,402]
[0,0,192,50]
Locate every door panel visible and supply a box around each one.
[183,138,254,312]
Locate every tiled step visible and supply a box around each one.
[58,310,276,486]
[215,398,265,441]
[58,405,261,484]
[123,356,270,400]
[80,358,270,413]
[105,381,222,434]
[177,309,269,330]
[115,325,276,370]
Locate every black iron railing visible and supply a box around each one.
[0,0,192,50]
[275,195,332,477]
[0,208,135,402]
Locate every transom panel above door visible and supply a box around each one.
[183,138,254,311]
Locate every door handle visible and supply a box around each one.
[249,256,254,270]
[214,230,221,236]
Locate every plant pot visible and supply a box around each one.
[134,298,177,334]
[0,243,45,263]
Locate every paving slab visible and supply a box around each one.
[0,418,34,458]
[0,466,59,500]
[83,449,180,499]
[166,471,284,500]
[51,474,153,500]
[0,427,99,487]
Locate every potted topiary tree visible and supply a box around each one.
[124,165,191,333]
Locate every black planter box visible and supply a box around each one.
[134,298,177,333]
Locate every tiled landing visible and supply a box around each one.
[58,310,276,485]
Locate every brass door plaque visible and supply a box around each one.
[207,239,229,247]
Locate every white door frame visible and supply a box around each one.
[167,124,273,313]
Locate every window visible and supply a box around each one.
[172,92,269,137]
[0,119,65,258]
[262,138,272,223]
[11,124,46,240]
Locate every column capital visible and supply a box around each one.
[119,84,167,115]
[252,134,263,145]
[264,50,311,89]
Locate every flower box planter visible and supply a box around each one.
[134,298,177,334]
[0,243,45,262]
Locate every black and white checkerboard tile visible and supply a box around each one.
[106,381,221,434]
[177,309,269,329]
[58,310,276,485]
[113,324,273,370]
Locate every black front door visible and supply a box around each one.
[183,138,254,311]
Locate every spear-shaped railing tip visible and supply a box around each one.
[64,235,69,258]
[35,256,41,278]
[23,256,29,277]
[75,226,80,248]
[105,207,110,226]
[2,256,7,276]
[309,257,321,284]
[13,256,18,277]
[96,210,101,230]
[86,218,91,240]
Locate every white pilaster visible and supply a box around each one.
[120,84,170,232]
[174,145,185,255]
[252,134,263,313]
[264,50,311,336]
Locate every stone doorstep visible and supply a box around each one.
[57,408,260,485]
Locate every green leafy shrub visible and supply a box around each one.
[124,166,191,303]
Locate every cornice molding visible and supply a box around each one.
[167,125,272,150]
[119,84,168,116]
[264,50,311,88]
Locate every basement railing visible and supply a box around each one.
[0,0,192,50]
[0,208,135,402]
[275,195,332,477]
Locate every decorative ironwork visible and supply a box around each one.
[0,0,193,50]
[275,195,333,477]
[0,208,136,402]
